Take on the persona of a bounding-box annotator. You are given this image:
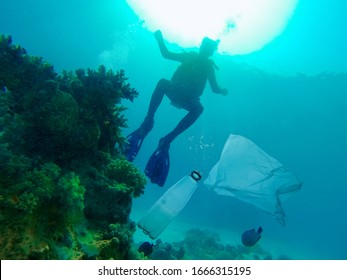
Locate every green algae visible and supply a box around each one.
[0,34,146,259]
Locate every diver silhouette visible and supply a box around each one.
[126,30,228,186]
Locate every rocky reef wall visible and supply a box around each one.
[0,35,146,260]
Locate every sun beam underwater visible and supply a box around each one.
[126,0,298,55]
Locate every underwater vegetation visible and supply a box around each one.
[0,34,147,259]
[2,32,346,260]
[137,228,286,260]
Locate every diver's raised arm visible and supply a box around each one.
[154,30,184,62]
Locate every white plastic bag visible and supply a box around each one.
[204,134,302,225]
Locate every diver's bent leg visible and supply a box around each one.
[137,79,171,136]
[160,103,204,146]
[146,79,171,119]
[125,79,172,160]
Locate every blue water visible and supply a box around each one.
[2,0,346,259]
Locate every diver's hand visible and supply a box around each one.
[220,88,228,96]
[154,30,164,42]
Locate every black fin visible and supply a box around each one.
[145,146,170,187]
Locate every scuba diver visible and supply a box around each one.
[126,30,228,186]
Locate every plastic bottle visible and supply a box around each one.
[138,170,202,239]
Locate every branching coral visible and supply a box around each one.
[0,35,56,111]
[58,65,138,155]
[106,158,146,198]
[0,35,146,259]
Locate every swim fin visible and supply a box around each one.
[145,145,170,187]
[125,129,145,162]
[125,117,154,162]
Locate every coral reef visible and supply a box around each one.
[137,228,285,260]
[0,34,146,259]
